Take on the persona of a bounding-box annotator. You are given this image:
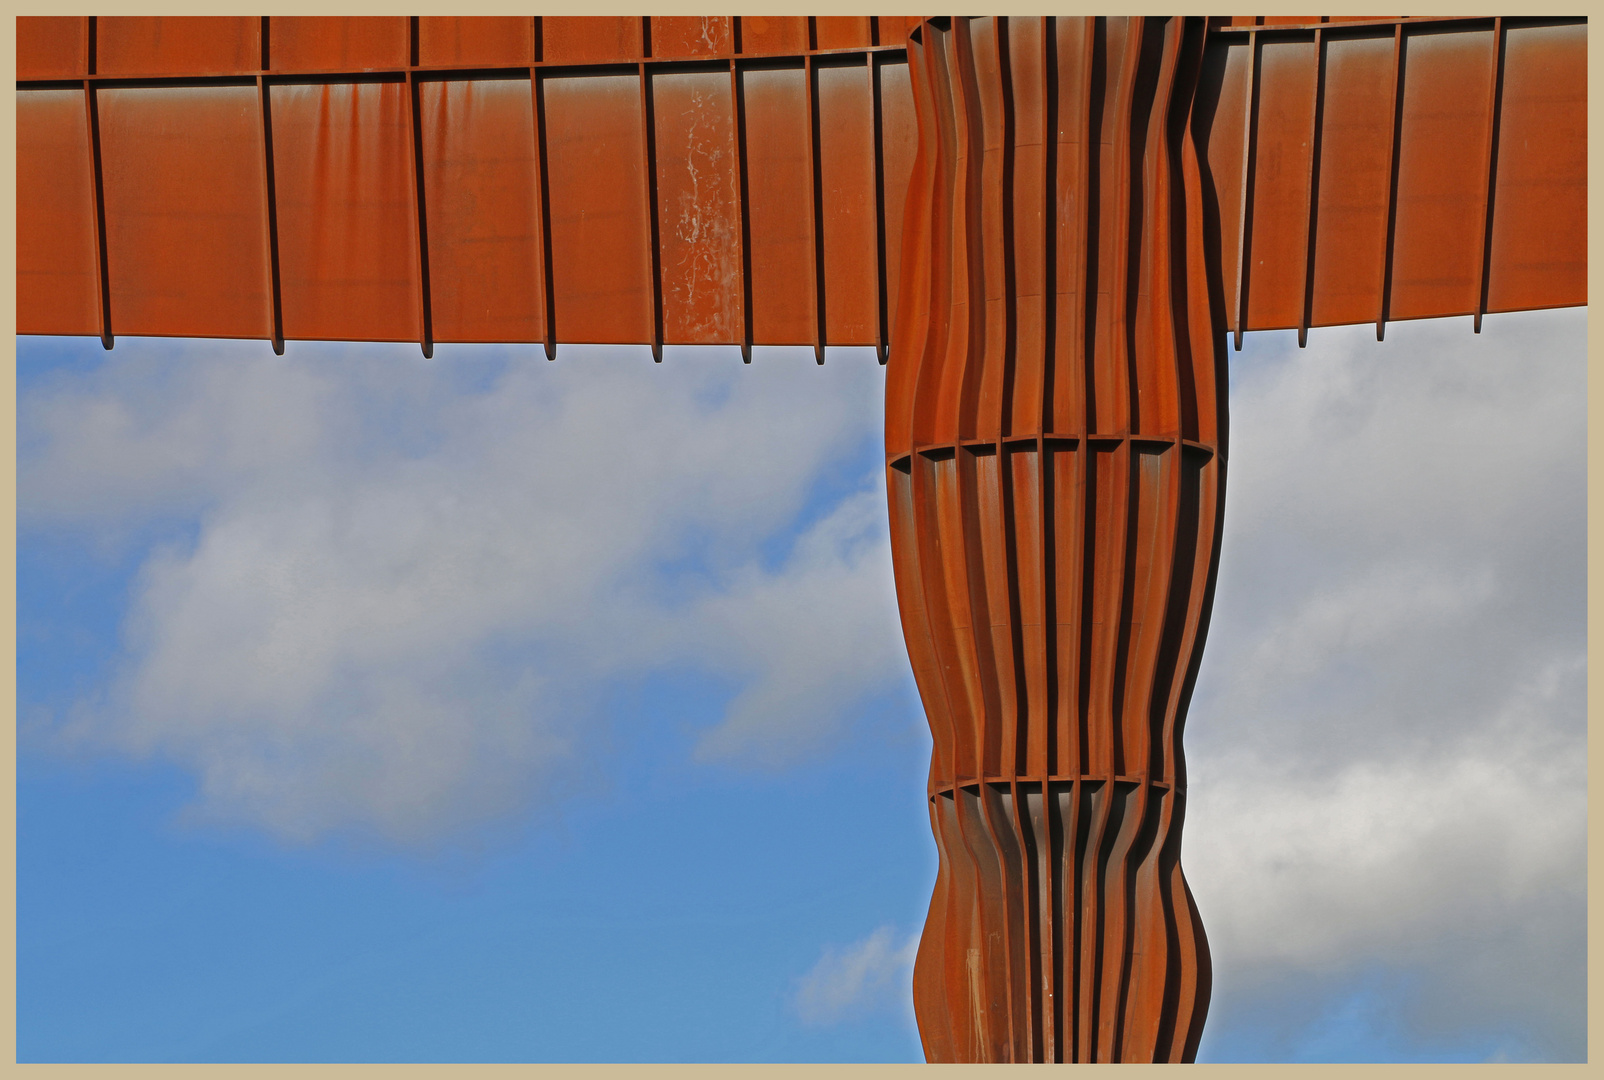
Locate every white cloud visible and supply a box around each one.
[21,341,909,845]
[18,307,1585,1058]
[1182,310,1587,1060]
[793,925,919,1027]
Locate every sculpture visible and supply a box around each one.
[15,15,1587,1062]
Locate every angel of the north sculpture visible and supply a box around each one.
[16,14,1587,1063]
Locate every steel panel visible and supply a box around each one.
[1308,31,1395,328]
[270,82,421,342]
[98,86,271,339]
[652,69,742,345]
[818,60,879,346]
[420,78,543,344]
[16,16,86,81]
[741,17,810,56]
[269,17,408,71]
[879,56,919,354]
[16,90,101,337]
[541,73,653,345]
[1052,15,1095,436]
[880,16,926,46]
[742,65,817,345]
[1487,22,1587,313]
[1388,27,1497,321]
[96,17,260,76]
[543,16,641,65]
[418,17,533,69]
[650,16,732,59]
[1197,37,1249,336]
[816,17,874,51]
[13,16,1586,353]
[1006,17,1049,437]
[1244,36,1317,331]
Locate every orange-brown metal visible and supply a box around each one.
[888,17,1220,1061]
[1200,16,1587,343]
[16,15,1583,352]
[13,14,1589,1065]
[16,15,926,354]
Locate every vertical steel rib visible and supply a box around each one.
[405,21,434,359]
[1473,18,1505,333]
[1036,21,1056,435]
[870,53,889,364]
[82,17,112,350]
[1378,23,1406,341]
[1231,28,1259,351]
[637,61,664,361]
[949,21,986,439]
[806,53,827,364]
[732,59,754,363]
[255,70,285,355]
[1298,28,1326,348]
[993,17,1017,441]
[530,67,557,360]
[907,20,954,447]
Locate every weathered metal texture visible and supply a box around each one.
[888,17,1220,1061]
[11,14,1591,1068]
[1200,16,1587,344]
[15,15,1583,355]
[14,15,925,360]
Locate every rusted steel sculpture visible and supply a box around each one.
[15,15,1588,1063]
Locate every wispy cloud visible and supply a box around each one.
[794,925,919,1027]
[20,342,906,845]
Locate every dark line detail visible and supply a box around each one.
[409,15,420,68]
[84,79,113,349]
[1081,19,1104,435]
[13,46,916,90]
[86,15,96,76]
[532,70,556,359]
[406,72,434,358]
[733,61,754,362]
[1298,28,1327,348]
[870,53,890,363]
[260,15,271,71]
[1122,20,1164,433]
[639,63,664,361]
[257,76,285,353]
[807,55,828,363]
[1039,20,1058,435]
[996,17,1018,437]
[1232,30,1260,351]
[1474,19,1506,333]
[1378,24,1407,342]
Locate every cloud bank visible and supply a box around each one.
[20,307,1585,1060]
[21,342,905,845]
[1183,310,1587,1060]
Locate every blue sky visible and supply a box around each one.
[15,310,1586,1062]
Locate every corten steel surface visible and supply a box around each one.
[15,16,1585,355]
[888,17,1222,1061]
[14,14,1590,1065]
[16,15,928,360]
